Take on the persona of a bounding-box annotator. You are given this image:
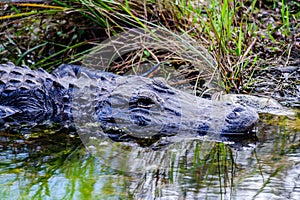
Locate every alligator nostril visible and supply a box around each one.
[227,111,239,120]
[232,107,245,113]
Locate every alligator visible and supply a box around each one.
[0,62,259,142]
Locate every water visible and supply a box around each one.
[0,113,299,199]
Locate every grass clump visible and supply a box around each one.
[0,0,299,95]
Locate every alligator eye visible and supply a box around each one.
[129,95,155,109]
[129,95,155,126]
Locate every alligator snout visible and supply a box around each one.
[222,105,259,134]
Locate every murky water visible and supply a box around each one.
[0,112,299,200]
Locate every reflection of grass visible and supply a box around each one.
[260,112,300,131]
[0,129,81,199]
[243,113,300,198]
[190,142,235,195]
[0,120,299,199]
[0,139,232,198]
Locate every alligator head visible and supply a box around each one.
[79,75,259,139]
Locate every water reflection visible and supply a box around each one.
[0,113,299,199]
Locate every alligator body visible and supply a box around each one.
[0,63,259,140]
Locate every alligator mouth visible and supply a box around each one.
[221,123,258,135]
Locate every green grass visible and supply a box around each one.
[0,0,298,93]
[281,0,290,36]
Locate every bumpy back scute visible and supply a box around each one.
[0,63,69,123]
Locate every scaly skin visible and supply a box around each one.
[0,63,259,140]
